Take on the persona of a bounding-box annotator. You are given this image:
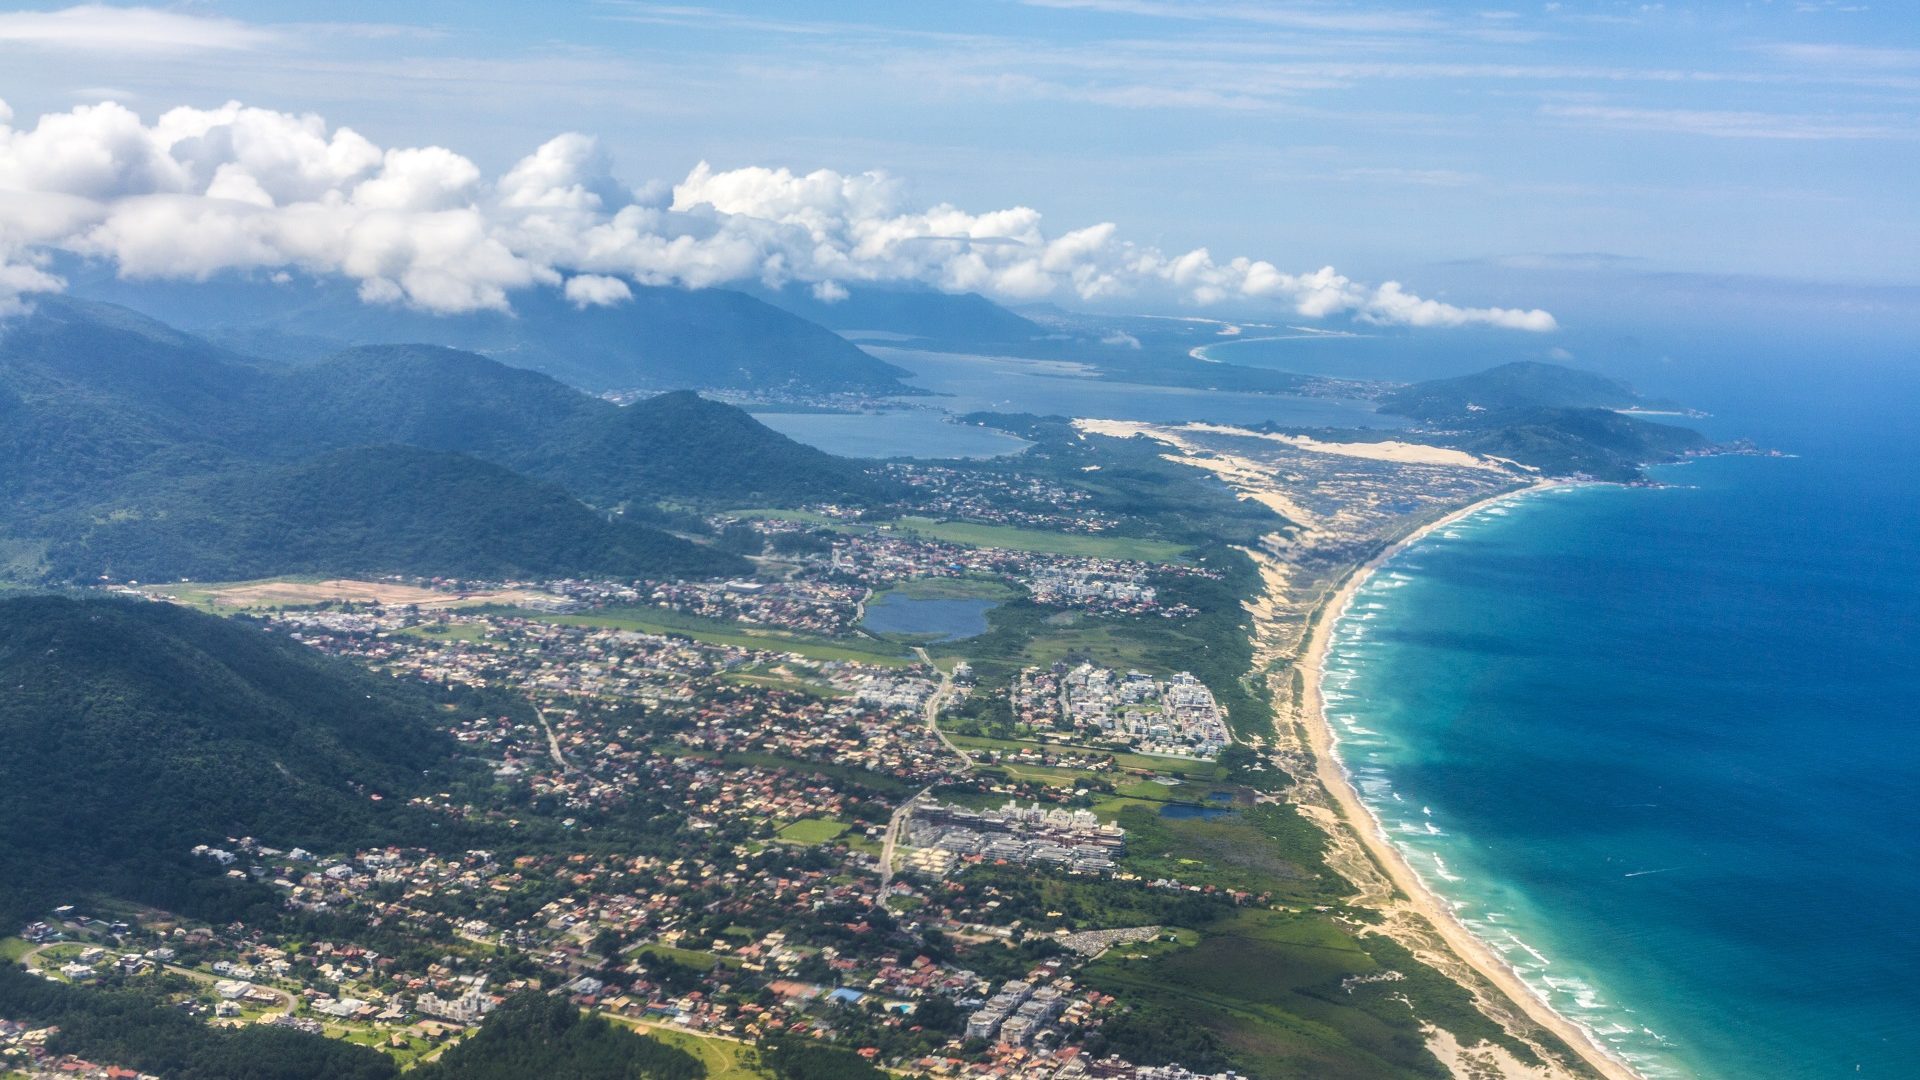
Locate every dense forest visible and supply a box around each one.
[411,993,705,1080]
[0,299,891,584]
[0,596,470,924]
[48,445,747,582]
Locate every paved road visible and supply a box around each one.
[533,702,573,771]
[877,650,971,894]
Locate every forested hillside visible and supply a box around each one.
[0,596,468,922]
[0,300,889,582]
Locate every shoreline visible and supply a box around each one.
[1293,481,1646,1080]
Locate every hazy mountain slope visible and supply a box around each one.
[752,281,1042,344]
[1362,360,1707,479]
[278,347,896,505]
[1377,360,1643,420]
[0,302,887,581]
[47,446,750,583]
[68,270,910,394]
[1447,406,1708,480]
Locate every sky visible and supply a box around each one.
[0,1,1913,339]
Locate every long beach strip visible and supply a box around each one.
[1294,482,1647,1080]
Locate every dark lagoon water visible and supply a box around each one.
[1323,368,1920,1079]
[860,595,995,642]
[750,410,1030,460]
[758,346,1409,459]
[875,347,1404,429]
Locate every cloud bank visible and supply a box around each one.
[0,99,1555,331]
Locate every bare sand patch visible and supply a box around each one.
[196,578,549,610]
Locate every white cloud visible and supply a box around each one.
[0,97,1556,331]
[1541,103,1909,140]
[0,5,277,54]
[564,273,633,308]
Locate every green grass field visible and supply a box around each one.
[606,1018,769,1080]
[943,732,1229,781]
[774,818,849,845]
[398,621,490,643]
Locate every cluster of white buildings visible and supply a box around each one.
[1053,664,1229,759]
[1028,570,1157,608]
[965,979,1069,1046]
[416,977,498,1024]
[905,801,1125,877]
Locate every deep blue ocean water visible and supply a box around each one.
[792,332,1920,1077]
[1324,367,1920,1078]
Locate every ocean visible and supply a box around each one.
[771,323,1920,1077]
[1322,364,1920,1078]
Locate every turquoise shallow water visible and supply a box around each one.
[1325,429,1920,1078]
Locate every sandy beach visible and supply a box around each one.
[1293,482,1645,1080]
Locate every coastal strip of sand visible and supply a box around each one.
[1294,482,1646,1080]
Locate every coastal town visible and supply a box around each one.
[5,424,1607,1080]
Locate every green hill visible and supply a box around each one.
[279,347,892,507]
[1450,406,1708,481]
[0,595,466,922]
[70,270,911,395]
[0,301,890,582]
[47,446,749,583]
[1372,362,1705,480]
[411,994,703,1080]
[1378,360,1644,420]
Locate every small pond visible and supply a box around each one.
[860,595,995,642]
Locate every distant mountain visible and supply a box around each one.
[277,345,891,507]
[48,446,749,584]
[752,282,1042,345]
[1370,362,1704,480]
[0,595,464,921]
[1377,361,1644,420]
[0,300,889,583]
[66,269,912,394]
[1446,406,1708,481]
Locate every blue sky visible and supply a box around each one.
[0,1,1913,337]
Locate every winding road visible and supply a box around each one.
[532,702,574,771]
[877,649,971,894]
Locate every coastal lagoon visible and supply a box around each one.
[860,594,995,642]
[749,410,1031,459]
[757,347,1407,459]
[1324,404,1920,1079]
